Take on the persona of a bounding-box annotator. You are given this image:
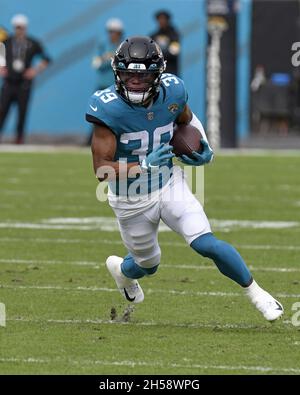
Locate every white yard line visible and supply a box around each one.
[1,190,28,196]
[1,236,300,252]
[0,355,298,373]
[0,258,299,273]
[0,205,98,211]
[0,237,119,245]
[0,217,299,232]
[0,223,105,231]
[1,145,300,155]
[42,217,300,230]
[215,148,300,157]
[0,258,99,266]
[1,283,299,298]
[0,145,90,153]
[237,244,300,251]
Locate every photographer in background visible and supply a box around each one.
[150,10,181,76]
[91,18,124,91]
[0,14,51,144]
[87,18,124,145]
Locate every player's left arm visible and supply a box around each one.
[176,104,214,166]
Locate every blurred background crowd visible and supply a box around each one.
[0,0,299,149]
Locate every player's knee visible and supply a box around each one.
[190,232,220,258]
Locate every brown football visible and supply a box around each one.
[170,124,203,158]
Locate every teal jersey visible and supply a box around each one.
[86,73,188,196]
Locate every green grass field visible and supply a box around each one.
[0,149,300,374]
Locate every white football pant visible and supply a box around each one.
[109,167,211,269]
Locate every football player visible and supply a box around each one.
[86,36,283,322]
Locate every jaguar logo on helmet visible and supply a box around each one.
[112,36,166,105]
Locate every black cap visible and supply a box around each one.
[155,10,171,20]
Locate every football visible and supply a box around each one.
[170,123,203,158]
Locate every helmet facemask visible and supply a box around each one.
[115,69,161,105]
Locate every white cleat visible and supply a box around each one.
[245,280,284,322]
[250,293,284,322]
[106,256,144,303]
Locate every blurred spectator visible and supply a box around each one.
[87,18,124,145]
[0,26,8,68]
[0,26,8,43]
[251,65,267,131]
[291,69,300,129]
[91,18,124,90]
[251,65,266,92]
[0,14,51,144]
[251,69,292,135]
[150,10,180,76]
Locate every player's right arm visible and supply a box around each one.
[87,91,174,180]
[91,124,141,182]
[91,124,174,181]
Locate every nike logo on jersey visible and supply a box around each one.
[275,301,283,311]
[90,104,98,112]
[123,288,136,302]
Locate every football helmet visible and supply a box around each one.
[112,36,166,105]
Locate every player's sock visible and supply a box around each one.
[190,232,253,287]
[121,254,159,279]
[244,279,264,299]
[244,279,284,321]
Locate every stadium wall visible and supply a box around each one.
[1,0,207,139]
